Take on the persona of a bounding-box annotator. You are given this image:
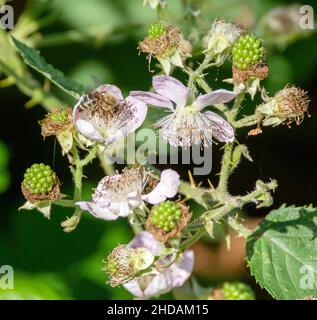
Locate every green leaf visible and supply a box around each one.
[246,205,317,300]
[11,37,86,98]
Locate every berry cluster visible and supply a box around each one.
[23,163,56,195]
[50,109,69,122]
[150,200,182,232]
[232,35,265,70]
[148,23,166,39]
[222,282,255,300]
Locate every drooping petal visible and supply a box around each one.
[76,201,118,220]
[204,111,234,143]
[128,231,163,256]
[153,75,189,108]
[98,84,124,100]
[129,91,173,110]
[123,250,194,299]
[196,89,237,111]
[142,169,180,204]
[75,119,104,141]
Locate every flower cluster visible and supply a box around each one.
[19,12,311,300]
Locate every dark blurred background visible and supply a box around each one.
[0,0,316,299]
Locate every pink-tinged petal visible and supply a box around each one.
[129,91,173,110]
[97,84,124,100]
[144,250,194,298]
[125,96,148,134]
[204,111,234,143]
[128,231,163,256]
[196,89,237,111]
[153,75,189,108]
[124,249,194,299]
[142,169,180,204]
[171,250,194,287]
[75,119,104,141]
[76,201,118,220]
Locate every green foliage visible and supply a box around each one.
[247,205,317,300]
[0,273,72,300]
[12,37,86,98]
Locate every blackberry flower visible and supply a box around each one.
[73,85,147,145]
[130,75,236,148]
[122,232,194,299]
[76,168,180,220]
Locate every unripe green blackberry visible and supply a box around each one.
[222,282,255,300]
[23,163,56,195]
[150,200,182,232]
[232,35,265,70]
[148,23,167,39]
[50,109,69,122]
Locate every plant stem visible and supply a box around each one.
[234,114,261,128]
[187,54,213,91]
[180,227,206,250]
[53,199,76,208]
[217,143,234,194]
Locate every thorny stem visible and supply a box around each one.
[217,143,234,194]
[187,54,213,91]
[65,145,98,222]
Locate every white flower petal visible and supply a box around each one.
[124,249,194,299]
[125,96,148,134]
[98,84,124,100]
[204,111,234,143]
[160,169,180,197]
[75,119,104,141]
[76,201,118,220]
[196,89,237,111]
[127,191,143,208]
[128,231,163,256]
[153,75,189,108]
[142,169,180,204]
[129,91,173,110]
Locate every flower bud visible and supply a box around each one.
[257,86,309,127]
[205,19,242,65]
[138,23,184,74]
[21,163,60,203]
[103,245,154,287]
